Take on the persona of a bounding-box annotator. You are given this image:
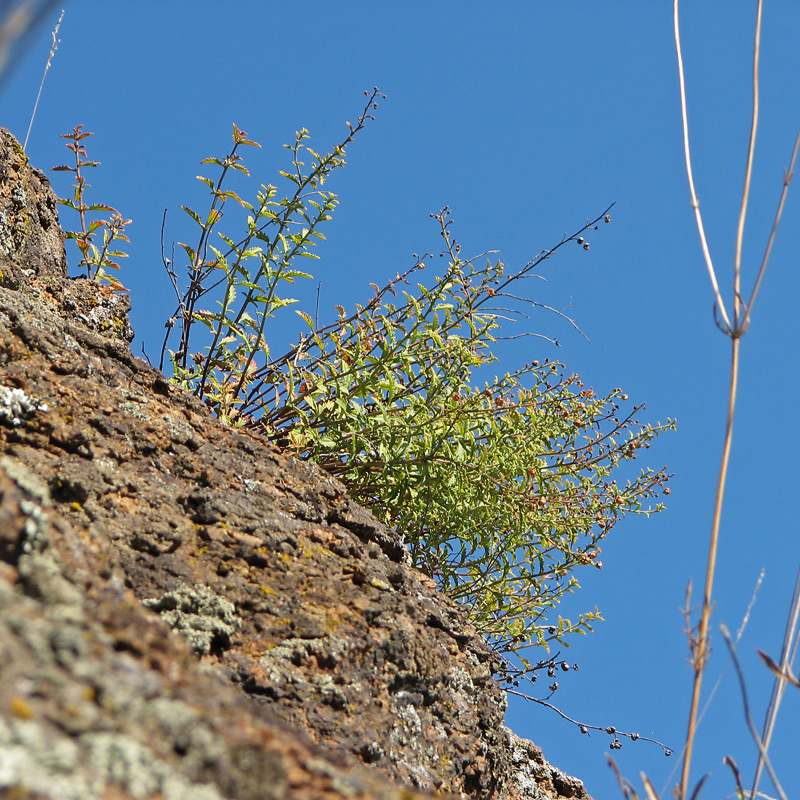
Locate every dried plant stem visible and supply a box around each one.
[722,625,788,800]
[742,124,800,333]
[673,0,730,332]
[673,1,764,797]
[732,0,762,330]
[657,568,764,798]
[679,338,739,799]
[750,565,800,800]
[23,7,63,151]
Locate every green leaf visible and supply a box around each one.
[181,205,204,227]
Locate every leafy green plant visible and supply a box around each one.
[52,125,131,292]
[160,90,384,410]
[163,89,673,665]
[248,210,673,659]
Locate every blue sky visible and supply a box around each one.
[4,3,800,798]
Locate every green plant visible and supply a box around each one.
[252,210,672,659]
[163,90,673,666]
[159,89,380,409]
[52,125,131,292]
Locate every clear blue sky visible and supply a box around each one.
[4,3,800,798]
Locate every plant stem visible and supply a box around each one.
[750,565,800,799]
[673,0,730,333]
[679,335,739,799]
[23,8,63,151]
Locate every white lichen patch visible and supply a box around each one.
[239,477,264,494]
[0,209,12,255]
[83,732,223,800]
[0,385,49,427]
[143,584,241,655]
[0,456,57,562]
[118,400,150,422]
[0,717,223,800]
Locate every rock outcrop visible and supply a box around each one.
[0,128,591,800]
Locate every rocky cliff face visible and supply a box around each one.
[0,128,591,800]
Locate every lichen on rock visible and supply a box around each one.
[0,384,49,427]
[0,125,592,800]
[143,583,242,656]
[0,128,67,286]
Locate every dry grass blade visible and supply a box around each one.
[608,756,638,800]
[724,755,745,799]
[750,565,800,799]
[641,773,661,800]
[687,774,709,800]
[756,650,800,689]
[722,625,788,800]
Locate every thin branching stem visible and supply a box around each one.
[742,124,800,333]
[673,2,800,797]
[733,0,763,332]
[673,0,731,333]
[508,689,674,756]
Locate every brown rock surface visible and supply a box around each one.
[0,127,591,800]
